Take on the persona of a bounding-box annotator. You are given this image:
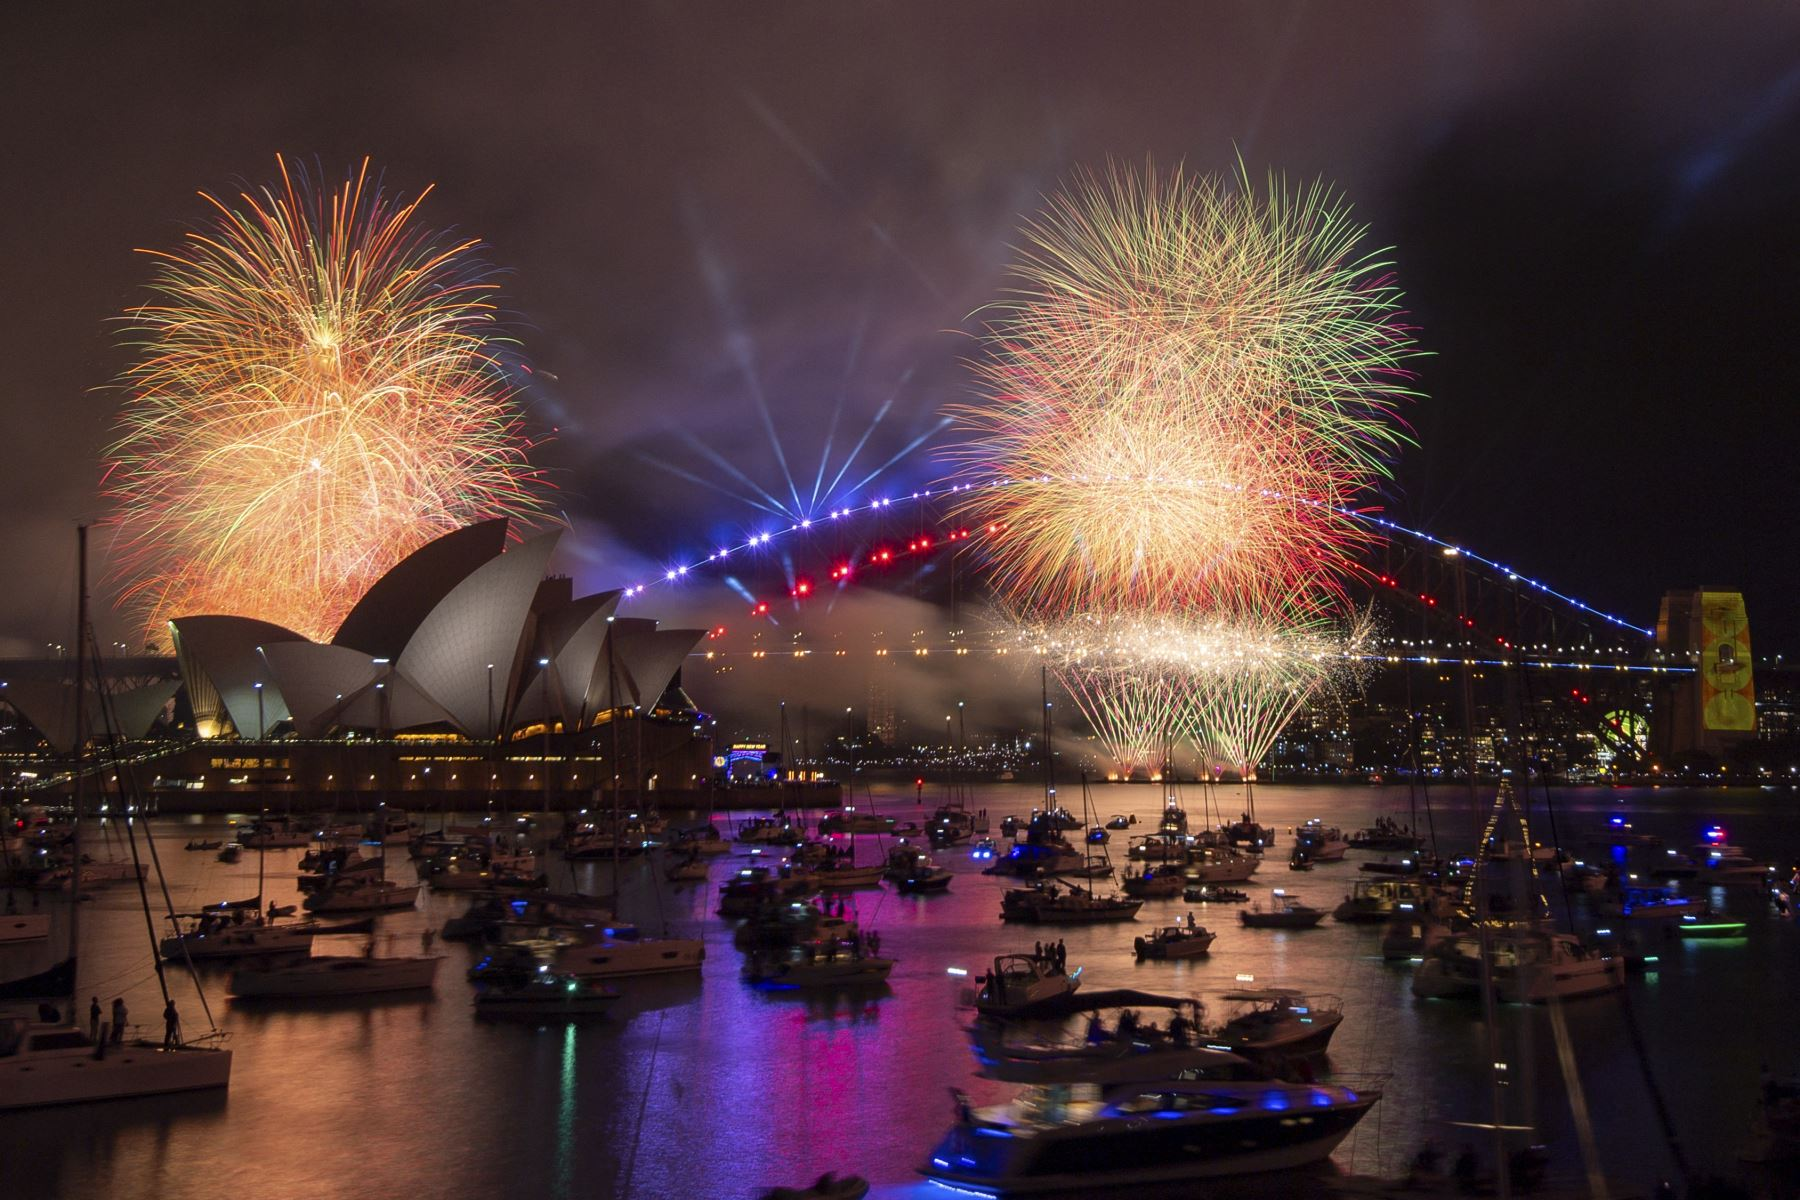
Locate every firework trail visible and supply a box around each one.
[106,157,551,642]
[1015,609,1374,779]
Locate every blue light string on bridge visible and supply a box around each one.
[614,476,1654,639]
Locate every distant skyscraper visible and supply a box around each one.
[867,665,896,747]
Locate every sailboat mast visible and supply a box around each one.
[68,524,88,1006]
[1040,666,1054,811]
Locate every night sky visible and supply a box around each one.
[6,2,1798,699]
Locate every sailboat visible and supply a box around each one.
[1024,776,1141,924]
[0,525,231,1108]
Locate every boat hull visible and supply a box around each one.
[228,956,441,997]
[0,1042,232,1109]
[0,914,51,944]
[921,1094,1376,1194]
[556,939,705,978]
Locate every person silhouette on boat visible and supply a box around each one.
[162,999,180,1048]
[88,996,100,1040]
[110,997,127,1044]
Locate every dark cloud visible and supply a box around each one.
[5,2,1797,690]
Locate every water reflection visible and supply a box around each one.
[3,783,1799,1198]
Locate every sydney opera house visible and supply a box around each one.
[2,521,718,810]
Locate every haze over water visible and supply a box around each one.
[4,782,1798,1199]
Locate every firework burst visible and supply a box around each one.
[105,157,551,643]
[947,160,1419,620]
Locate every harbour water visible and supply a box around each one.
[4,782,1799,1199]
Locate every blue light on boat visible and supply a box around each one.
[1260,1091,1292,1111]
[972,1126,1012,1138]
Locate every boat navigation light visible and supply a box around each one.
[945,966,968,977]
[1235,972,1255,982]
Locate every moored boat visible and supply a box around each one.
[228,952,442,997]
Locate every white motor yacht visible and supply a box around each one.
[1237,891,1325,929]
[1134,920,1216,960]
[0,1019,232,1109]
[920,1076,1379,1192]
[555,936,705,979]
[974,953,1080,1016]
[228,953,442,998]
[1184,845,1261,884]
[1204,990,1344,1058]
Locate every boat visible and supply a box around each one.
[474,969,620,1018]
[1220,814,1277,850]
[895,852,954,894]
[1674,914,1748,938]
[918,1076,1378,1192]
[1121,865,1185,899]
[238,817,312,849]
[1105,814,1132,830]
[928,804,985,847]
[302,876,419,913]
[1126,833,1190,863]
[672,824,732,855]
[665,853,711,883]
[744,938,893,988]
[1157,799,1188,835]
[973,953,1080,1016]
[0,1018,233,1110]
[1348,819,1424,852]
[1293,820,1349,862]
[1358,856,1425,876]
[1237,891,1325,929]
[1380,912,1451,961]
[183,839,223,852]
[1183,884,1248,904]
[228,952,442,997]
[737,815,804,845]
[1027,886,1141,925]
[719,864,813,916]
[809,858,888,889]
[1134,918,1215,960]
[1331,878,1437,923]
[1086,826,1109,845]
[970,837,998,862]
[1183,845,1260,884]
[553,934,706,979]
[1411,929,1624,1003]
[817,807,894,837]
[1204,989,1344,1058]
[216,843,243,864]
[988,837,1082,878]
[0,914,51,944]
[1600,885,1709,921]
[884,844,952,892]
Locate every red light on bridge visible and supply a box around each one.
[751,602,770,616]
[792,580,813,597]
[708,626,726,639]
